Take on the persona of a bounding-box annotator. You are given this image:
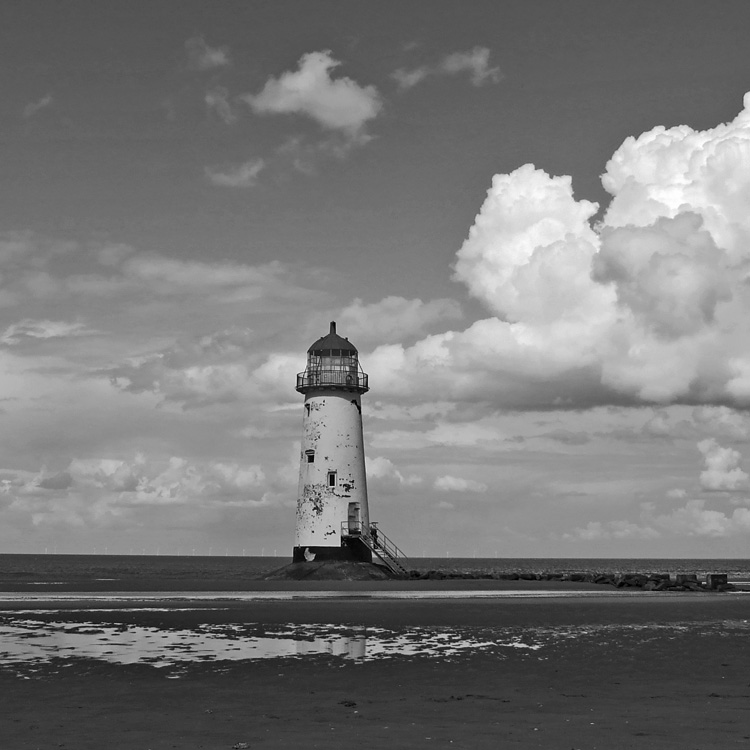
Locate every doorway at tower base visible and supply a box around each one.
[292,541,372,564]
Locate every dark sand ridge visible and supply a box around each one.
[2,585,750,749]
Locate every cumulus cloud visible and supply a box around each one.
[205,158,265,188]
[692,406,750,442]
[366,456,422,492]
[1,454,270,532]
[393,46,501,90]
[434,475,487,493]
[371,93,750,410]
[564,497,750,540]
[185,36,230,71]
[22,94,53,118]
[242,51,382,141]
[649,499,750,537]
[697,438,749,491]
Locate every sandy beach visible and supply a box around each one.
[1,583,749,750]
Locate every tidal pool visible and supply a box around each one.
[1,609,747,677]
[0,617,508,669]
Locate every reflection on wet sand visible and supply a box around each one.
[0,619,498,669]
[2,612,748,677]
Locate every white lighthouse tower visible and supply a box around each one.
[293,322,372,563]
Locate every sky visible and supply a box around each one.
[2,0,750,558]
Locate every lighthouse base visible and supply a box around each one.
[266,560,393,580]
[292,541,372,564]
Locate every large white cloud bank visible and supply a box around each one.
[370,93,750,409]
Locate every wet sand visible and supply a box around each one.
[1,585,749,749]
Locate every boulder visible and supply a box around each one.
[676,574,698,585]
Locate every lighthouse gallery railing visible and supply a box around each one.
[296,369,369,390]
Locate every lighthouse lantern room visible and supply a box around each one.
[294,322,372,563]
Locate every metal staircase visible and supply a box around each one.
[342,521,409,578]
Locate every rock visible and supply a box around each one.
[683,581,704,592]
[706,573,728,590]
[676,574,698,585]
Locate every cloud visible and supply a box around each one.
[564,495,750,540]
[369,93,750,410]
[337,296,462,345]
[205,158,265,188]
[2,454,269,532]
[392,67,430,91]
[185,36,230,71]
[650,499,750,537]
[366,456,422,492]
[434,475,487,493]
[692,406,750,442]
[106,327,257,407]
[1,319,97,345]
[205,87,237,124]
[276,134,362,174]
[563,519,660,541]
[393,47,501,90]
[22,94,53,119]
[441,47,502,86]
[242,51,382,141]
[697,438,749,491]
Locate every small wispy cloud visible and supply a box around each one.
[442,47,502,86]
[205,86,237,124]
[185,36,231,71]
[22,94,53,119]
[434,475,487,493]
[394,46,502,91]
[205,158,265,188]
[1,318,96,345]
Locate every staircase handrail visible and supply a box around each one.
[341,521,409,576]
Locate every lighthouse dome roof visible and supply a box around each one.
[308,321,357,355]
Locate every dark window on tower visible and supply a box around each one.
[305,451,315,464]
[327,471,336,487]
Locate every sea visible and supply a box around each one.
[1,553,749,586]
[1,553,748,671]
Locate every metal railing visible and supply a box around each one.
[341,521,409,577]
[297,369,369,392]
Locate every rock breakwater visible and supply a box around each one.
[407,569,738,591]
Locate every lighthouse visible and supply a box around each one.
[293,322,372,563]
